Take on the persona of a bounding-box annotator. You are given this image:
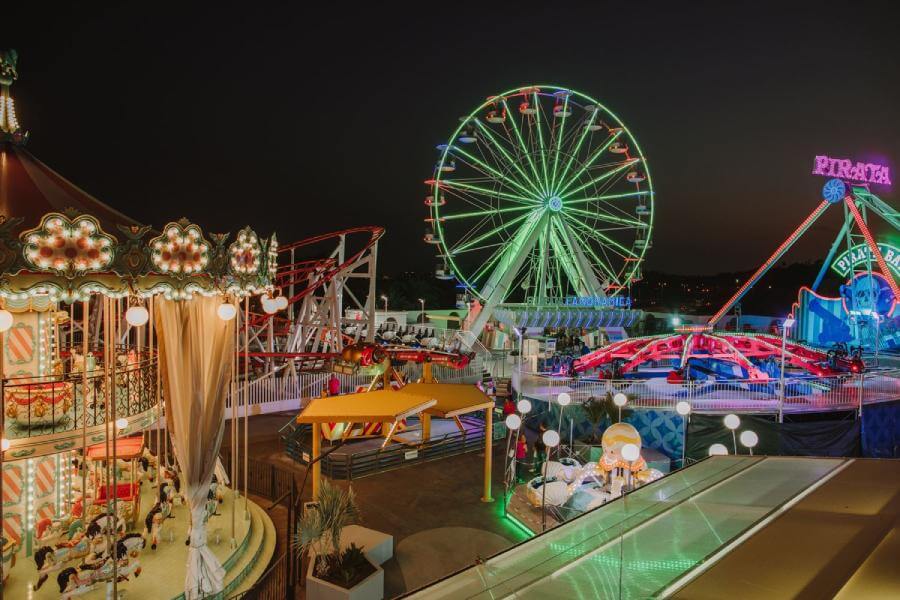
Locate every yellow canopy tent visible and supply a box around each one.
[399,382,496,502]
[295,390,435,496]
[295,383,496,501]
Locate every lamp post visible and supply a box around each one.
[613,392,627,423]
[740,430,759,456]
[540,429,560,532]
[418,298,425,324]
[724,414,740,454]
[675,400,691,468]
[502,413,522,517]
[381,295,388,313]
[779,318,795,423]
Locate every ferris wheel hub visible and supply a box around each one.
[546,196,563,212]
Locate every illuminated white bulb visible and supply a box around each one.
[115,418,128,430]
[542,429,560,448]
[0,309,13,332]
[261,296,278,314]
[125,306,149,327]
[708,443,728,456]
[1,438,9,451]
[675,400,691,416]
[740,430,759,449]
[217,303,237,321]
[275,295,288,310]
[621,443,640,462]
[505,414,522,430]
[516,399,532,414]
[557,392,571,407]
[723,414,740,430]
[613,393,628,407]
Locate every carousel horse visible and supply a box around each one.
[164,467,184,505]
[143,503,165,550]
[59,536,145,597]
[35,516,84,546]
[85,512,127,541]
[210,474,224,504]
[33,532,92,590]
[143,482,175,549]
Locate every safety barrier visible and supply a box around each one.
[225,356,486,418]
[515,368,900,414]
[284,414,504,481]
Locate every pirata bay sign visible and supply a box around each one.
[831,242,900,278]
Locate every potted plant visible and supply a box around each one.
[295,481,383,600]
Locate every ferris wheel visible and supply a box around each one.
[425,85,654,317]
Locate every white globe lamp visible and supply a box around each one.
[505,414,522,430]
[0,309,14,332]
[275,295,288,311]
[261,296,278,314]
[217,302,237,321]
[708,443,728,456]
[621,443,640,462]
[613,392,628,407]
[675,400,691,416]
[125,305,149,327]
[542,429,560,448]
[516,399,532,414]
[115,418,128,430]
[740,430,759,455]
[724,414,740,430]
[557,392,571,407]
[1,438,9,452]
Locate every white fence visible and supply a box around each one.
[225,355,485,418]
[515,368,900,414]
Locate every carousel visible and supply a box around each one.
[1,50,275,599]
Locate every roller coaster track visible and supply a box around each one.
[241,226,384,373]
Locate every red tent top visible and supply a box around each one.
[0,142,140,234]
[86,435,144,460]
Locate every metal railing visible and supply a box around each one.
[220,449,302,600]
[3,349,157,440]
[515,368,900,414]
[285,414,504,480]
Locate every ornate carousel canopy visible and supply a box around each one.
[0,49,275,302]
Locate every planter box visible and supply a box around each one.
[307,555,384,600]
[340,525,393,566]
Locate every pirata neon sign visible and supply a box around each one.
[812,155,892,186]
[831,242,900,278]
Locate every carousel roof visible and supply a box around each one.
[0,142,140,234]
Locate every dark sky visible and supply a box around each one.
[5,2,899,276]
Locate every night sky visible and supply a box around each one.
[5,2,899,276]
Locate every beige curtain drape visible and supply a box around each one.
[155,296,235,599]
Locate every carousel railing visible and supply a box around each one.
[2,348,158,440]
[515,367,900,414]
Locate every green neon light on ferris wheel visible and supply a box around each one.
[430,84,654,303]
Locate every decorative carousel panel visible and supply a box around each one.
[266,233,278,281]
[21,214,116,276]
[149,220,210,275]
[229,227,262,277]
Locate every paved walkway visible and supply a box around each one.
[226,413,530,598]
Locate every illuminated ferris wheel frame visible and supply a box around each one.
[425,85,654,323]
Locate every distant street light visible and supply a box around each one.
[380,294,388,312]
[779,317,796,423]
[418,298,425,324]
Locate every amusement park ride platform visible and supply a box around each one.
[404,455,900,599]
